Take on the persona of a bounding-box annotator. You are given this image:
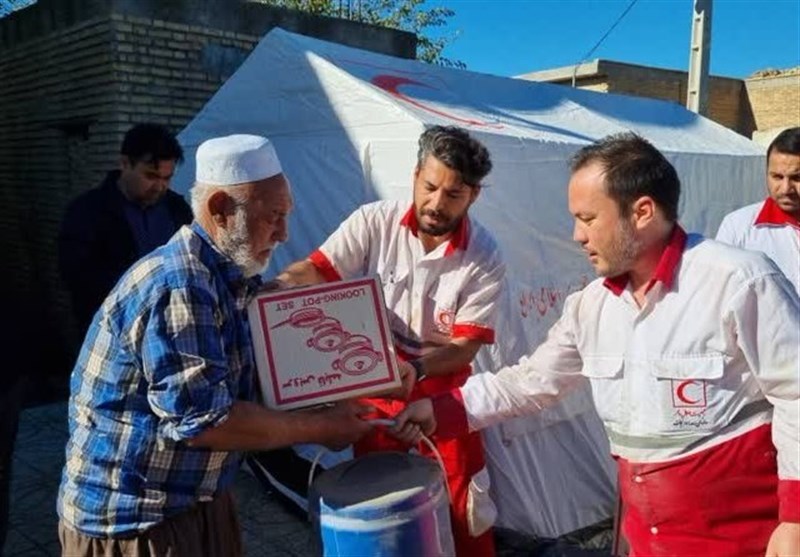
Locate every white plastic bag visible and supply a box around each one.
[467,467,497,537]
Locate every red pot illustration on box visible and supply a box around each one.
[271,308,383,376]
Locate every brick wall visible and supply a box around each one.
[522,60,787,140]
[596,62,754,137]
[745,73,800,133]
[111,14,259,136]
[0,15,117,389]
[0,0,415,397]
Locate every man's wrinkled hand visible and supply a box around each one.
[315,400,375,451]
[258,278,288,292]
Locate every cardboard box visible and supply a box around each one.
[248,276,400,410]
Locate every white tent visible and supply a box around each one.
[174,28,765,538]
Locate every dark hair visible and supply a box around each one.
[766,127,800,159]
[416,125,492,187]
[120,123,184,166]
[570,132,680,222]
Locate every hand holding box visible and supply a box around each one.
[248,277,400,410]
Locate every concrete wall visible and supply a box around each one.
[0,0,416,398]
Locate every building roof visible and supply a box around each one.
[517,58,742,85]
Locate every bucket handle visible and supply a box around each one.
[307,419,452,517]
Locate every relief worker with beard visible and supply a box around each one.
[392,133,800,557]
[57,135,375,557]
[717,126,800,296]
[275,126,507,556]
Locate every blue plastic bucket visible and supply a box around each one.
[309,452,455,556]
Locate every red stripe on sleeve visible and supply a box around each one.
[308,250,342,283]
[452,323,495,344]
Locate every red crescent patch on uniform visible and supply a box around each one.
[671,379,707,408]
[434,308,455,334]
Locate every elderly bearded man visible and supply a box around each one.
[57,135,374,557]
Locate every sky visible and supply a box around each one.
[426,0,800,79]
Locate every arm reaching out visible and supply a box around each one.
[393,290,590,443]
[188,399,375,452]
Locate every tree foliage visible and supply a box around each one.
[253,0,463,68]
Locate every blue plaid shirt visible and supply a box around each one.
[58,223,261,536]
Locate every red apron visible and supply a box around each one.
[618,424,779,556]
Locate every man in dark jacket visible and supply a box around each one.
[59,123,192,337]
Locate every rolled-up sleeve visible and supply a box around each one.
[140,286,234,441]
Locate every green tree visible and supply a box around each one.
[253,0,463,68]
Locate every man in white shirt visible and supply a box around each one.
[274,126,506,557]
[716,127,800,295]
[393,133,800,557]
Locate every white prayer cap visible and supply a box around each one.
[195,134,282,186]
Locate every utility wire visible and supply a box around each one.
[572,0,640,87]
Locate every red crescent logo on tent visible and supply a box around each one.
[371,74,502,128]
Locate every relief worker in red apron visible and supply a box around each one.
[277,126,507,556]
[393,133,800,556]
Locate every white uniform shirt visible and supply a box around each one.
[457,229,799,481]
[309,200,506,358]
[716,198,800,296]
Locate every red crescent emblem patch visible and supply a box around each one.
[434,308,455,334]
[671,379,708,408]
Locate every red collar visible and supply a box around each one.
[399,205,470,256]
[603,225,688,297]
[754,197,800,229]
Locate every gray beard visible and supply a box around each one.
[217,209,270,278]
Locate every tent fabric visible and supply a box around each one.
[174,28,765,538]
